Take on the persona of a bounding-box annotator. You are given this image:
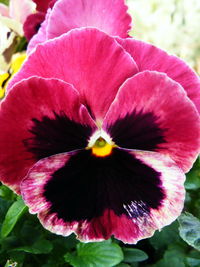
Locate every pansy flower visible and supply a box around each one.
[0,29,199,243]
[26,0,132,52]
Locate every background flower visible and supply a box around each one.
[27,0,132,52]
[0,52,26,100]
[0,0,34,71]
[128,0,200,74]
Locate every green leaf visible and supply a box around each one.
[123,248,148,262]
[0,198,12,223]
[0,185,16,201]
[186,257,200,267]
[1,198,27,238]
[64,241,123,267]
[130,264,139,267]
[163,249,186,267]
[62,234,79,250]
[12,239,53,254]
[15,37,28,53]
[18,220,42,244]
[115,264,130,267]
[185,157,200,190]
[178,212,200,251]
[0,0,9,5]
[150,248,186,267]
[149,221,180,250]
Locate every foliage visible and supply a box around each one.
[0,156,200,267]
[0,0,9,5]
[64,240,123,267]
[178,213,200,251]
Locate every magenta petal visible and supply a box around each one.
[8,28,138,120]
[27,9,50,52]
[33,0,54,12]
[103,71,200,172]
[23,12,45,41]
[21,151,80,237]
[0,4,9,17]
[117,37,200,113]
[28,0,132,52]
[21,149,185,243]
[47,0,131,40]
[0,77,96,193]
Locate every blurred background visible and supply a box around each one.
[128,0,200,74]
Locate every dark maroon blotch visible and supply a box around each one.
[106,110,166,151]
[43,148,165,222]
[24,111,93,160]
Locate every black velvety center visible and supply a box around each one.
[24,112,93,160]
[43,148,165,222]
[106,110,166,151]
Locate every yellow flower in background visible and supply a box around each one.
[11,52,26,74]
[0,72,10,99]
[0,52,26,100]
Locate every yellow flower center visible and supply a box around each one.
[92,137,113,157]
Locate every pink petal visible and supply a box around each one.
[9,0,36,24]
[103,71,200,172]
[117,37,200,113]
[0,4,9,17]
[47,0,132,40]
[26,9,50,52]
[8,28,138,120]
[21,148,185,243]
[0,77,96,193]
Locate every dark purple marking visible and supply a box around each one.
[106,110,166,151]
[43,148,165,222]
[24,111,93,160]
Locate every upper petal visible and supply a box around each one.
[117,37,200,113]
[0,76,96,193]
[103,71,200,172]
[8,28,138,120]
[47,0,132,39]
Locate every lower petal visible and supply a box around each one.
[21,148,185,243]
